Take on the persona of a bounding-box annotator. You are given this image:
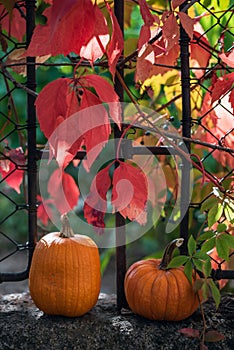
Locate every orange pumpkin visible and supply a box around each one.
[124,239,201,321]
[29,214,101,317]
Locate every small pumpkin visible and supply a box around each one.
[124,238,201,321]
[29,214,101,317]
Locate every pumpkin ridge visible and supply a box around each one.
[77,243,85,315]
[163,272,170,320]
[150,270,164,320]
[66,239,74,316]
[135,269,159,317]
[87,246,95,311]
[168,269,181,320]
[125,267,148,315]
[54,238,60,314]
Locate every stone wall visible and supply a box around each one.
[0,293,233,349]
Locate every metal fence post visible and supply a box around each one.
[26,0,37,267]
[179,4,192,254]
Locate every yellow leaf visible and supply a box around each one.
[140,75,161,99]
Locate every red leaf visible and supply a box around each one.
[36,77,82,168]
[138,25,151,52]
[219,49,234,68]
[154,40,179,72]
[73,89,111,170]
[178,328,200,338]
[48,168,79,214]
[80,4,109,63]
[26,7,51,57]
[138,0,155,26]
[112,161,148,225]
[36,76,117,170]
[37,195,54,226]
[35,78,72,139]
[26,0,96,56]
[81,74,122,128]
[190,31,211,78]
[178,12,194,40]
[84,164,112,235]
[0,148,25,193]
[136,44,155,82]
[162,12,179,52]
[0,5,26,42]
[136,40,179,82]
[50,0,95,56]
[204,330,225,343]
[171,0,187,10]
[229,88,234,111]
[106,3,124,79]
[211,72,234,104]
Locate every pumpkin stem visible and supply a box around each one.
[159,238,184,270]
[60,214,75,238]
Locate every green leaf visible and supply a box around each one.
[193,278,205,293]
[200,196,217,212]
[216,235,229,261]
[220,233,234,248]
[193,251,210,260]
[217,0,230,10]
[188,235,196,256]
[216,223,227,233]
[193,258,204,272]
[201,281,210,301]
[197,230,214,242]
[224,202,234,224]
[207,202,223,228]
[208,279,221,308]
[184,260,193,283]
[201,237,216,253]
[167,255,189,269]
[203,258,212,277]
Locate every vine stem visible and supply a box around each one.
[198,295,207,349]
[0,65,38,97]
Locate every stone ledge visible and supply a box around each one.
[0,292,233,349]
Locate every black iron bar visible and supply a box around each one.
[36,146,177,161]
[26,0,37,269]
[114,0,128,310]
[179,3,191,255]
[212,269,234,280]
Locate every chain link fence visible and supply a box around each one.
[0,0,233,307]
